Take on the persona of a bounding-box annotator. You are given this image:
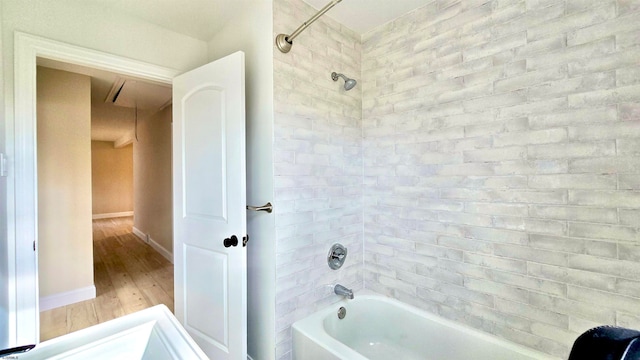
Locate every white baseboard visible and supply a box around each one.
[132,226,174,264]
[40,285,96,312]
[132,226,146,240]
[148,236,174,264]
[92,211,134,219]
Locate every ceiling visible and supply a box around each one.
[38,58,172,143]
[84,0,432,40]
[303,0,432,34]
[36,1,433,142]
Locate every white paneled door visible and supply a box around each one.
[172,51,247,360]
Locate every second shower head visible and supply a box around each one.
[332,72,357,91]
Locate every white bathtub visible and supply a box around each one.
[292,293,555,360]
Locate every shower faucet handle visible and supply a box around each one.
[328,243,347,270]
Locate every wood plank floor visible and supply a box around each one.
[40,216,173,341]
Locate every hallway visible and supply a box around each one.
[40,217,173,341]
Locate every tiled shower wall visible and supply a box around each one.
[273,0,362,358]
[362,1,640,358]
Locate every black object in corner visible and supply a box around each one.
[568,326,640,360]
[0,344,35,358]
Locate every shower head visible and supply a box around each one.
[332,72,357,91]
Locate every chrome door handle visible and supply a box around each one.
[246,202,273,213]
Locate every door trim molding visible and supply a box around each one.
[9,32,180,344]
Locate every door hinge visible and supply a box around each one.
[243,234,249,247]
[0,153,7,177]
[33,241,36,251]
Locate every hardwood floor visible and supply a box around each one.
[40,216,173,341]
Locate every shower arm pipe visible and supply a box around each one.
[276,0,342,53]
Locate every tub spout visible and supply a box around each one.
[334,284,354,299]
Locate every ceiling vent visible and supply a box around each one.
[105,77,172,110]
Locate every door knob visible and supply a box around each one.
[223,235,239,248]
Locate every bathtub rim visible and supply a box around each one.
[292,290,558,360]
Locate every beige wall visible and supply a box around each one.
[91,141,133,215]
[133,106,172,255]
[37,66,93,298]
[1,0,207,346]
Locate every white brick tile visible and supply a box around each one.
[616,278,640,298]
[568,189,640,207]
[525,0,563,10]
[569,317,606,335]
[495,297,568,328]
[465,121,505,138]
[493,159,569,175]
[529,292,615,324]
[528,107,618,129]
[568,285,640,314]
[618,312,640,329]
[494,243,568,266]
[463,226,529,244]
[568,84,640,108]
[531,322,580,346]
[527,262,617,293]
[462,91,527,112]
[463,32,527,61]
[616,30,640,50]
[619,174,640,189]
[568,10,640,47]
[465,202,529,216]
[569,46,640,75]
[463,146,526,162]
[569,157,640,174]
[344,1,640,358]
[619,209,640,226]
[529,205,618,224]
[465,252,528,273]
[461,175,529,189]
[493,128,567,147]
[494,66,566,93]
[618,243,640,262]
[526,5,617,42]
[526,38,616,71]
[616,66,640,87]
[464,278,529,302]
[489,269,567,296]
[527,141,616,159]
[492,3,564,39]
[569,254,640,279]
[514,34,566,60]
[619,103,640,121]
[497,97,568,119]
[528,174,617,189]
[492,216,567,235]
[568,222,640,242]
[527,71,616,101]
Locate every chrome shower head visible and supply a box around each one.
[332,72,357,91]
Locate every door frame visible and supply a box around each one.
[8,32,180,345]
